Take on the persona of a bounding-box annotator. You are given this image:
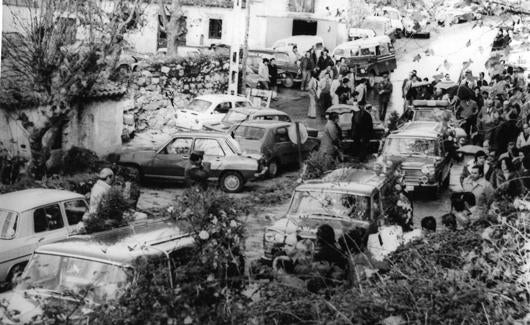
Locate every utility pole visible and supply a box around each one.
[228,0,245,95]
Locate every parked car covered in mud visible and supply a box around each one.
[116,132,267,192]
[203,107,291,133]
[377,122,452,198]
[0,219,195,324]
[262,168,390,260]
[231,120,320,177]
[0,189,88,287]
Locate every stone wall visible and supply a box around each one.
[123,54,230,140]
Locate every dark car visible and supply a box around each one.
[116,132,267,193]
[326,104,386,154]
[247,49,300,88]
[377,122,452,198]
[231,120,320,177]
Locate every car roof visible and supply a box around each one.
[194,94,250,102]
[231,107,288,116]
[412,99,450,108]
[0,189,85,213]
[172,131,232,138]
[35,219,194,267]
[390,122,441,138]
[298,168,387,196]
[249,49,290,56]
[238,120,291,129]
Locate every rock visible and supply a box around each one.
[141,70,152,78]
[137,77,147,87]
[160,66,170,74]
[123,113,135,126]
[151,77,160,85]
[145,101,161,111]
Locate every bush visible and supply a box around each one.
[301,151,340,180]
[84,187,129,233]
[62,146,99,175]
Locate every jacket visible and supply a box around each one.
[516,132,530,149]
[462,177,494,205]
[89,180,111,214]
[460,160,492,186]
[351,109,373,140]
[320,120,342,155]
[490,169,523,196]
[376,81,393,102]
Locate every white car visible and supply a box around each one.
[0,189,87,286]
[378,6,404,37]
[174,94,252,130]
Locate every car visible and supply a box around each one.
[247,49,300,88]
[203,107,292,133]
[377,6,404,37]
[401,10,431,38]
[325,104,386,154]
[0,189,88,286]
[0,219,195,324]
[377,122,453,198]
[231,120,320,177]
[407,100,467,142]
[331,36,397,85]
[360,16,398,42]
[436,1,480,25]
[116,132,268,192]
[271,35,325,58]
[174,94,252,130]
[262,168,390,260]
[348,28,376,41]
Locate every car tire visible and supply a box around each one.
[7,262,26,285]
[121,164,143,183]
[267,160,280,178]
[220,171,244,193]
[283,76,294,88]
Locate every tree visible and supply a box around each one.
[158,0,188,57]
[0,0,143,178]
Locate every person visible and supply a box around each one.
[89,168,114,214]
[307,71,318,118]
[291,45,301,63]
[300,51,315,91]
[462,165,495,206]
[318,72,332,116]
[311,224,347,281]
[376,73,393,121]
[420,216,437,233]
[319,112,342,159]
[351,103,373,162]
[330,75,341,105]
[258,58,270,90]
[477,72,489,88]
[494,110,520,155]
[456,97,478,135]
[268,58,278,92]
[460,150,492,186]
[451,196,471,229]
[337,57,349,76]
[184,151,210,190]
[317,49,334,73]
[354,79,367,107]
[490,156,524,197]
[516,123,530,149]
[335,78,351,104]
[460,69,477,89]
[441,213,458,231]
[388,182,414,232]
[432,87,444,100]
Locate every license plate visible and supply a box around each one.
[406,185,414,192]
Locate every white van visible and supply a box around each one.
[271,35,325,56]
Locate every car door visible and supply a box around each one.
[208,102,232,125]
[193,138,226,178]
[62,199,88,235]
[29,204,68,252]
[272,126,296,165]
[438,139,452,182]
[149,137,193,179]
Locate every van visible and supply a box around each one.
[331,36,397,86]
[271,35,325,56]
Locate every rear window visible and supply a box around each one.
[188,99,212,113]
[0,210,18,239]
[234,126,266,141]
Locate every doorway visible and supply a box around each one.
[292,19,317,35]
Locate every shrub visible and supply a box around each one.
[62,146,100,175]
[301,151,340,180]
[84,187,129,233]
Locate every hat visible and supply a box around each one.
[99,168,114,179]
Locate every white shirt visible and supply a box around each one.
[516,132,530,149]
[89,180,111,214]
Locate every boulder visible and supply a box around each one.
[141,70,152,78]
[161,66,170,74]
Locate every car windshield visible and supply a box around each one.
[0,209,18,239]
[222,110,249,123]
[383,137,437,156]
[288,191,371,221]
[188,99,212,113]
[413,108,452,122]
[233,126,266,141]
[18,253,131,304]
[226,137,243,154]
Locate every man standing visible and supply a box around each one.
[335,78,351,104]
[258,58,270,90]
[460,150,492,186]
[351,104,373,162]
[462,165,494,206]
[300,52,315,91]
[185,151,210,190]
[376,73,393,121]
[269,58,278,93]
[317,49,334,73]
[89,168,114,214]
[319,112,342,160]
[456,97,478,135]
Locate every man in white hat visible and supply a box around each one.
[89,168,114,214]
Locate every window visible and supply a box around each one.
[208,19,223,40]
[233,126,266,141]
[34,204,64,233]
[0,210,18,239]
[165,138,192,155]
[194,139,225,156]
[214,102,232,114]
[3,0,38,7]
[64,200,88,226]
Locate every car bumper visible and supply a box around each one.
[403,182,438,192]
[254,166,268,179]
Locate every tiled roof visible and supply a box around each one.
[85,83,127,99]
[180,0,233,8]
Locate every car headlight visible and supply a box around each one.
[360,68,366,74]
[264,229,284,243]
[421,165,435,175]
[420,175,429,184]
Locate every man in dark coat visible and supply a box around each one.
[300,51,315,91]
[494,110,520,156]
[351,105,373,162]
[376,73,393,121]
[317,49,334,73]
[185,151,210,190]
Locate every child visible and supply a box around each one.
[421,216,437,234]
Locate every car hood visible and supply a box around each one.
[203,121,233,132]
[268,215,369,240]
[119,150,157,164]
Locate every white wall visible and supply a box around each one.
[125,5,159,54]
[2,5,35,34]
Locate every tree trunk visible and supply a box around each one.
[159,0,184,57]
[239,1,251,94]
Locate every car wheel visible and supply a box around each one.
[122,165,143,183]
[7,263,26,285]
[268,160,280,178]
[283,76,294,88]
[220,171,244,193]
